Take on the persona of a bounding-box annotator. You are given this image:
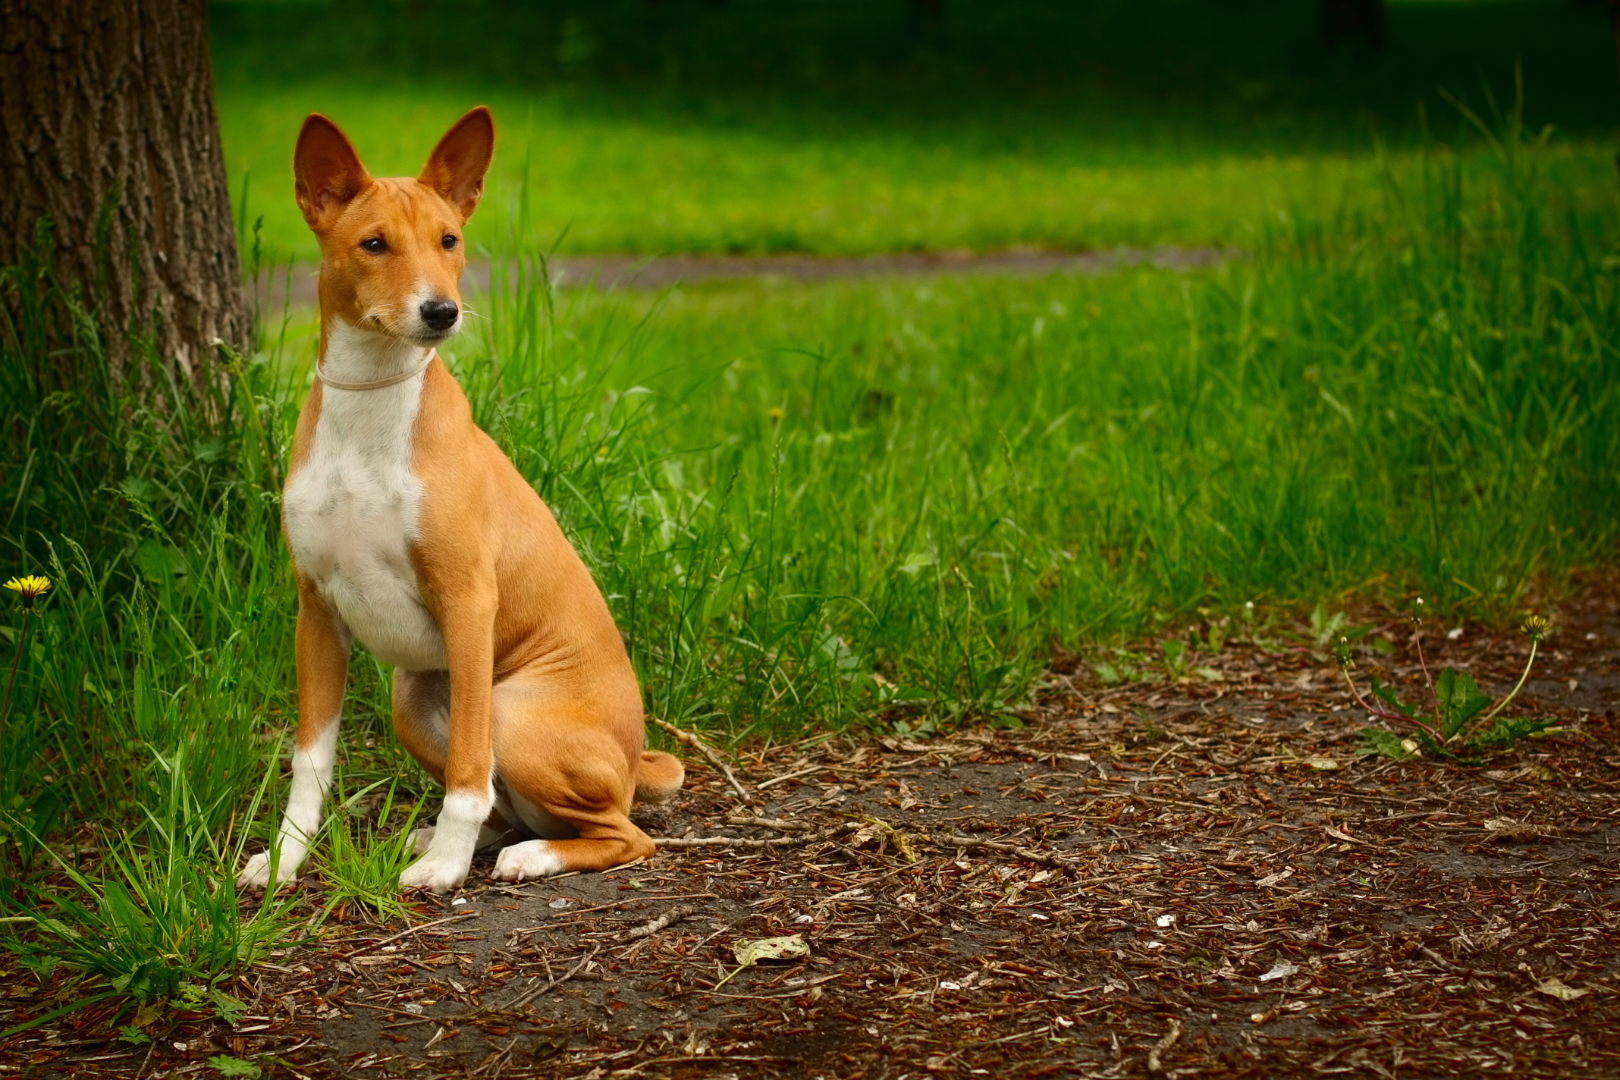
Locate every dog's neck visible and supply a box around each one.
[319,318,434,388]
[314,318,432,448]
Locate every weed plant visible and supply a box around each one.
[0,99,1615,1023]
[1338,607,1554,758]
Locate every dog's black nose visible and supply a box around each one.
[419,298,459,332]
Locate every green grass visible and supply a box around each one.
[211,0,1620,261]
[313,776,427,924]
[1,27,1618,1031]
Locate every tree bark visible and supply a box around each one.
[0,0,249,377]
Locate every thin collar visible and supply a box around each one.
[317,348,437,391]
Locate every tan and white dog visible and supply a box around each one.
[239,106,683,894]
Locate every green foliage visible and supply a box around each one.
[314,777,427,924]
[1469,714,1559,750]
[209,1054,263,1079]
[1160,639,1221,682]
[1361,728,1418,761]
[4,744,293,1033]
[209,0,1619,261]
[437,93,1614,739]
[1434,669,1493,742]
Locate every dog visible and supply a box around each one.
[238,106,683,894]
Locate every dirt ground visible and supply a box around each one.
[7,578,1618,1079]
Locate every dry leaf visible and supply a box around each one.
[1535,978,1589,1002]
[734,934,810,966]
[847,823,886,848]
[1483,818,1554,842]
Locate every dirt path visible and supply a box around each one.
[9,582,1618,1079]
[262,246,1230,308]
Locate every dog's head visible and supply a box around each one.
[294,107,495,345]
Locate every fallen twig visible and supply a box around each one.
[654,823,860,849]
[1147,1018,1182,1073]
[618,903,697,941]
[757,765,827,790]
[1418,946,1507,981]
[337,911,481,960]
[938,833,1076,869]
[499,947,601,1011]
[723,815,815,832]
[655,718,752,801]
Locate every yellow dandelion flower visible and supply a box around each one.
[767,406,784,423]
[3,575,51,610]
[1520,614,1550,641]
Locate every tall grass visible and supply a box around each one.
[0,105,1614,1024]
[445,110,1617,738]
[0,231,299,1032]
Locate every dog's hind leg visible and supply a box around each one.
[487,693,658,881]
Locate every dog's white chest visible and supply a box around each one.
[283,368,448,672]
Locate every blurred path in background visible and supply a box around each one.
[262,244,1230,308]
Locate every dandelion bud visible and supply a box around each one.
[1334,635,1353,670]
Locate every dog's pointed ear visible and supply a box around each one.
[294,114,372,231]
[418,106,495,223]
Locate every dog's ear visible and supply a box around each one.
[418,106,495,223]
[294,114,372,231]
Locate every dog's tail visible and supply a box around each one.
[634,751,685,804]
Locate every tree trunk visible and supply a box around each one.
[1322,0,1384,48]
[0,0,249,377]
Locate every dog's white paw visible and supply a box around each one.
[399,851,471,894]
[237,850,298,892]
[492,840,565,882]
[407,826,437,856]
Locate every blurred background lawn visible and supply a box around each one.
[212,0,1620,260]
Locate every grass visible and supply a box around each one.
[313,776,427,924]
[210,0,1620,261]
[1,24,1618,1034]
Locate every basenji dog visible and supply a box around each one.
[238,106,683,895]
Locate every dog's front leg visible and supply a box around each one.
[239,582,350,891]
[399,581,497,893]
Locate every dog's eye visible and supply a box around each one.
[442,234,458,251]
[360,237,387,255]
